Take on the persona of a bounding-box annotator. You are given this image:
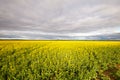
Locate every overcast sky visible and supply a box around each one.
[0,0,120,40]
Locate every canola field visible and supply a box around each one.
[0,41,120,80]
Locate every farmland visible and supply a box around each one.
[0,41,120,80]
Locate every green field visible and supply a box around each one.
[0,41,120,80]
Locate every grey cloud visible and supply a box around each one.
[0,0,120,39]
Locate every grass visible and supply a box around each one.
[0,41,120,80]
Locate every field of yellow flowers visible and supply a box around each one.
[0,40,120,80]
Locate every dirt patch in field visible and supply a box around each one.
[103,68,117,80]
[103,64,120,80]
[94,64,120,80]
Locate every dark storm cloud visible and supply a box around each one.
[0,0,120,39]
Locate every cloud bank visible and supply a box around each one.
[0,0,120,40]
